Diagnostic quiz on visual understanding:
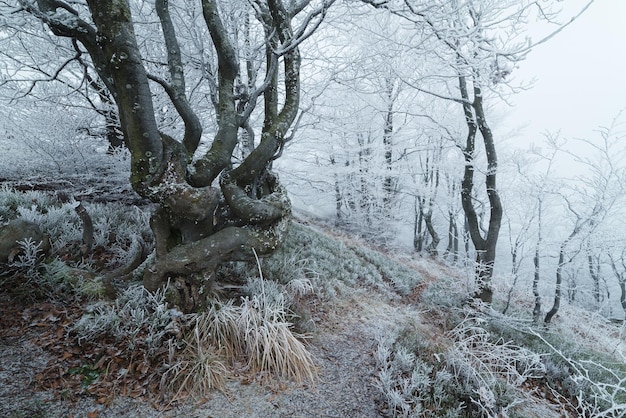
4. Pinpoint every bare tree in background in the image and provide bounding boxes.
[361,0,591,303]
